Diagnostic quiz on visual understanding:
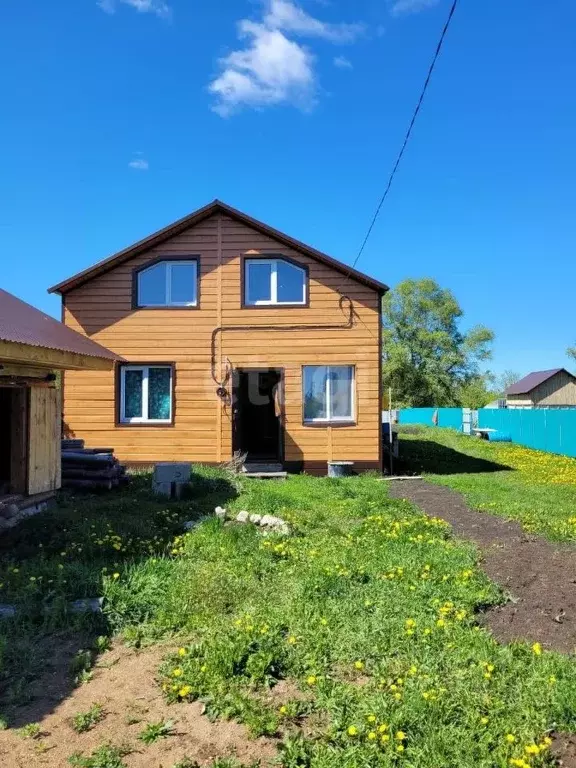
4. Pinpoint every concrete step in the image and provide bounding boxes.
[242,471,288,480]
